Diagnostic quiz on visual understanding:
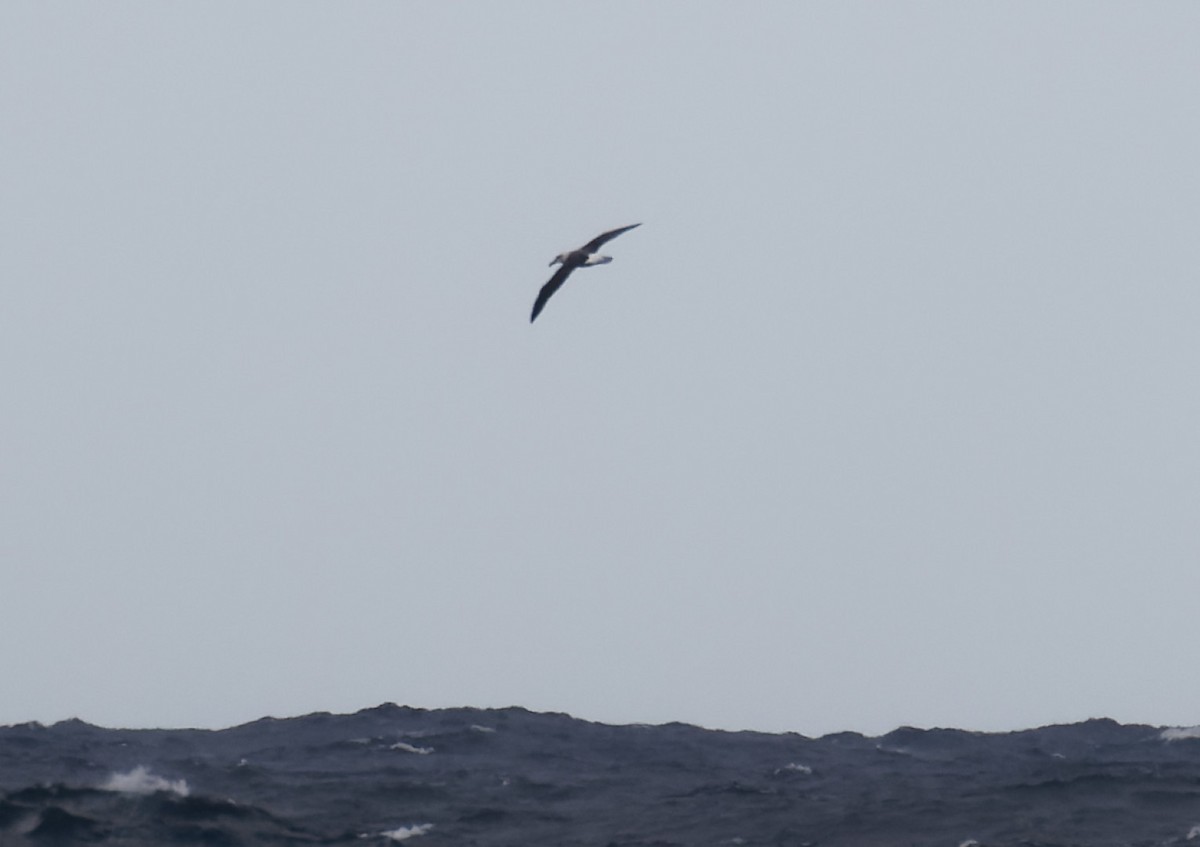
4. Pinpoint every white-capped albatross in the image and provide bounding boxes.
[530,223,641,322]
